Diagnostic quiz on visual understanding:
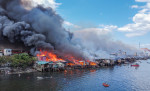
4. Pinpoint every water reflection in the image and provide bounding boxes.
[0,60,150,91]
[90,69,96,73]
